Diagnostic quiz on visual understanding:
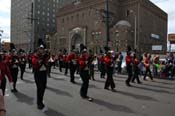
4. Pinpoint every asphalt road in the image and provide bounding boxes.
[4,67,175,116]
